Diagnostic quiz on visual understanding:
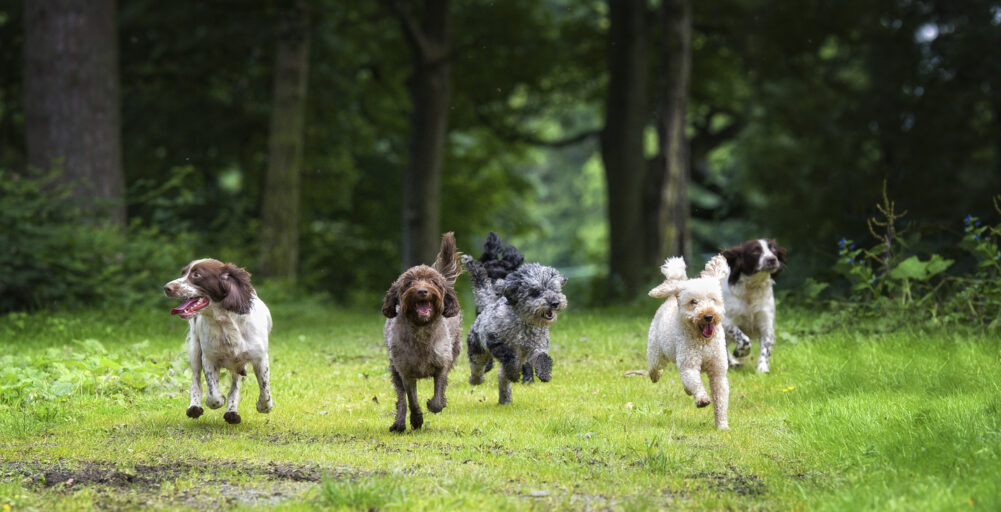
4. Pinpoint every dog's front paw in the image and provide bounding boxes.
[205,395,225,409]
[427,397,444,413]
[469,374,484,385]
[186,406,204,419]
[695,397,711,408]
[410,412,424,430]
[756,361,770,373]
[389,421,406,433]
[460,254,475,266]
[728,359,744,369]
[733,337,752,358]
[223,411,242,424]
[649,369,662,383]
[257,396,274,413]
[530,354,552,383]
